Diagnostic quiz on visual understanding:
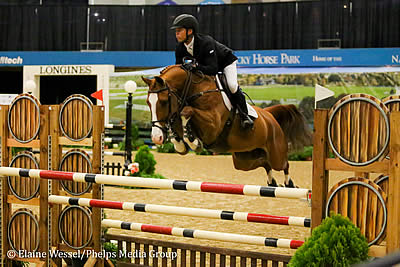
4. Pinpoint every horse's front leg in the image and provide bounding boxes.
[181,107,203,152]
